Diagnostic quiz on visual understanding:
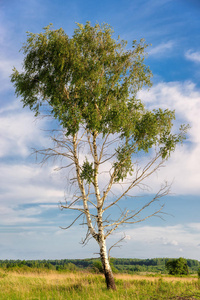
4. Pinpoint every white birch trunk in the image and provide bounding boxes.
[99,233,116,290]
[97,209,116,290]
[92,131,116,290]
